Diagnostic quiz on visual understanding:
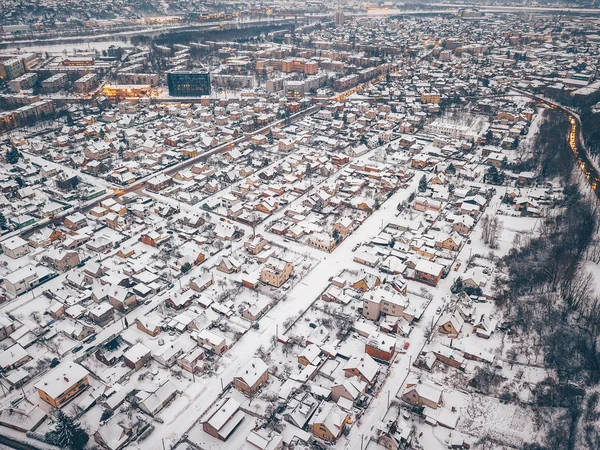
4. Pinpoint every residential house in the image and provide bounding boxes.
[123,343,152,370]
[438,312,464,337]
[414,260,444,286]
[233,358,269,395]
[202,397,245,441]
[401,377,443,409]
[260,257,293,288]
[1,237,30,259]
[366,332,396,362]
[197,329,228,355]
[308,401,348,443]
[343,353,379,385]
[34,363,89,407]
